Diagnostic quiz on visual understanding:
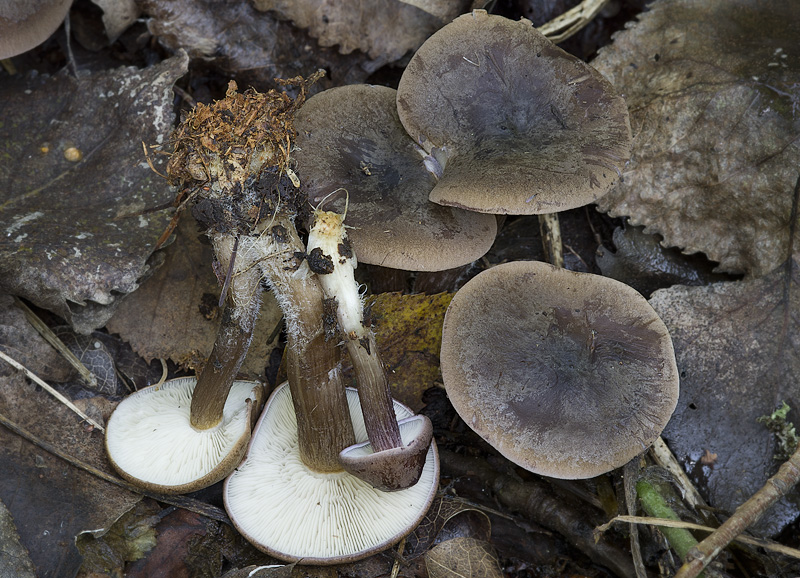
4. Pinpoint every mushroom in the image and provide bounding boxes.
[106,78,318,492]
[440,260,679,479]
[224,214,439,562]
[143,77,438,559]
[396,10,632,216]
[1,0,73,59]
[293,83,497,272]
[105,234,266,493]
[306,207,433,491]
[105,378,263,492]
[224,382,439,564]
